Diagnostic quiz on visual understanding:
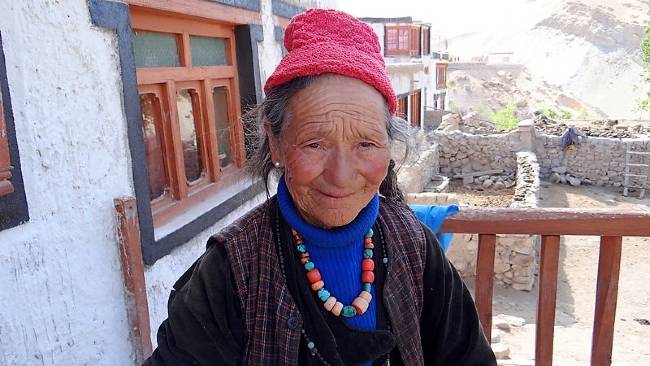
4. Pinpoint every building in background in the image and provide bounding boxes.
[360,16,449,129]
